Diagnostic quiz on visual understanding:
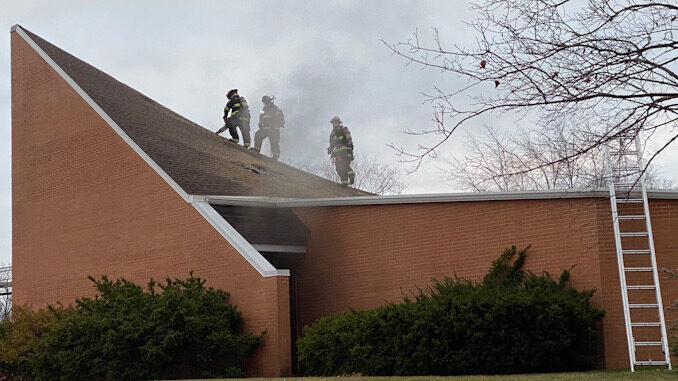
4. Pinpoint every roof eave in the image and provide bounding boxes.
[199,188,678,208]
